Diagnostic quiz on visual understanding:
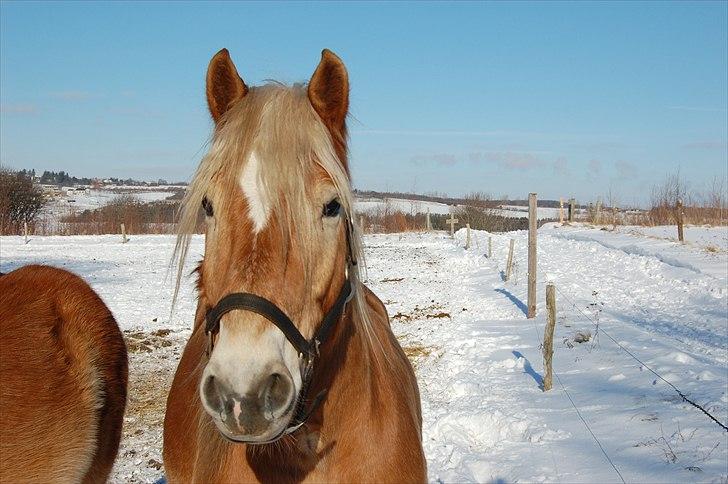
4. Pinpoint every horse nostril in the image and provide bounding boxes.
[203,375,223,414]
[261,372,294,419]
